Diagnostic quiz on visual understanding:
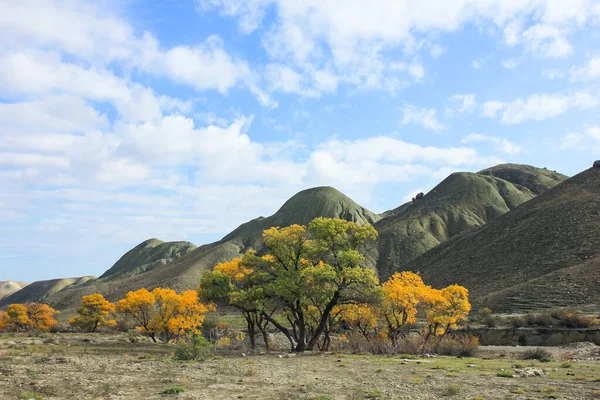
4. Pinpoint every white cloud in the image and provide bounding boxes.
[570,56,600,82]
[448,94,476,113]
[461,133,522,155]
[501,59,519,70]
[521,24,573,59]
[401,106,445,131]
[541,69,564,80]
[472,59,483,69]
[482,92,598,124]
[556,127,600,151]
